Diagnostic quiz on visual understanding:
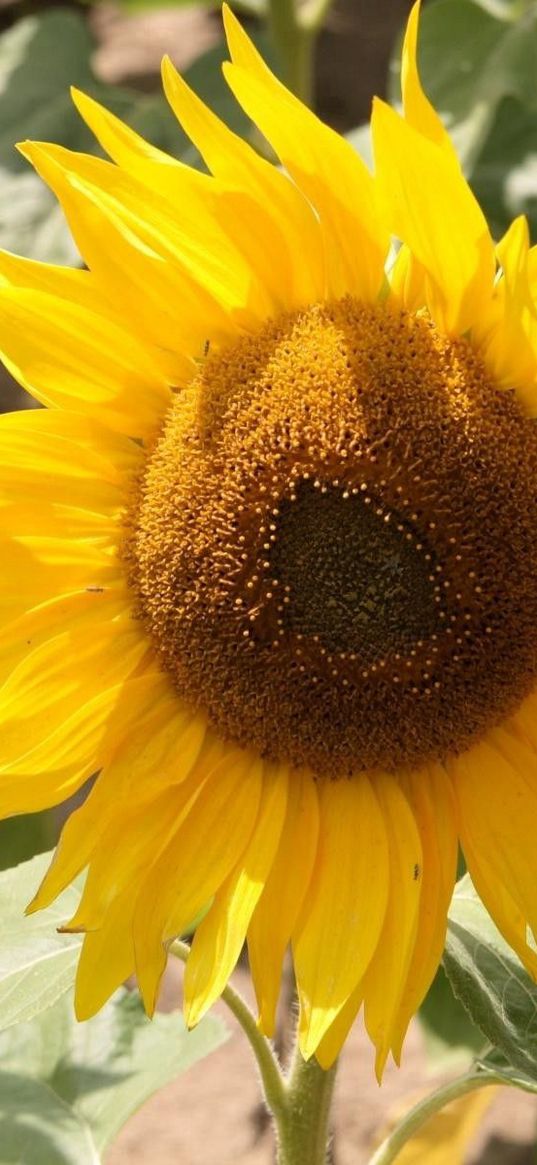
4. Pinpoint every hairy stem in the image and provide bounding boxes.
[170,939,287,1121]
[170,940,338,1162]
[277,1045,338,1165]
